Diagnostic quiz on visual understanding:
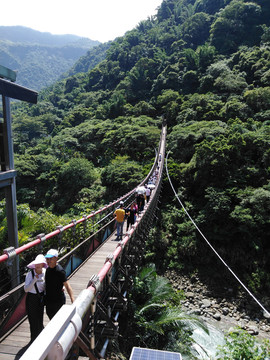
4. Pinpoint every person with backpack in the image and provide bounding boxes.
[24,254,47,343]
